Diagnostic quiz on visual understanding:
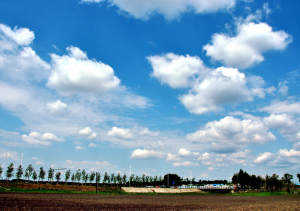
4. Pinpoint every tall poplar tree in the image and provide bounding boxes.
[16,165,23,182]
